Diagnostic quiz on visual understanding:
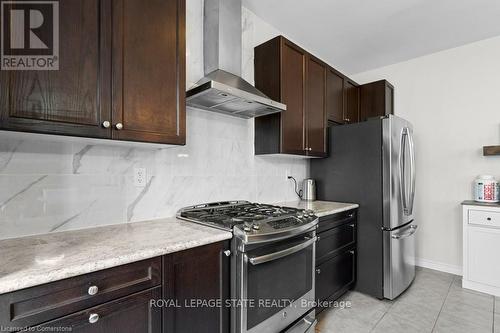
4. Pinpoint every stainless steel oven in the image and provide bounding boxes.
[232,228,317,333]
